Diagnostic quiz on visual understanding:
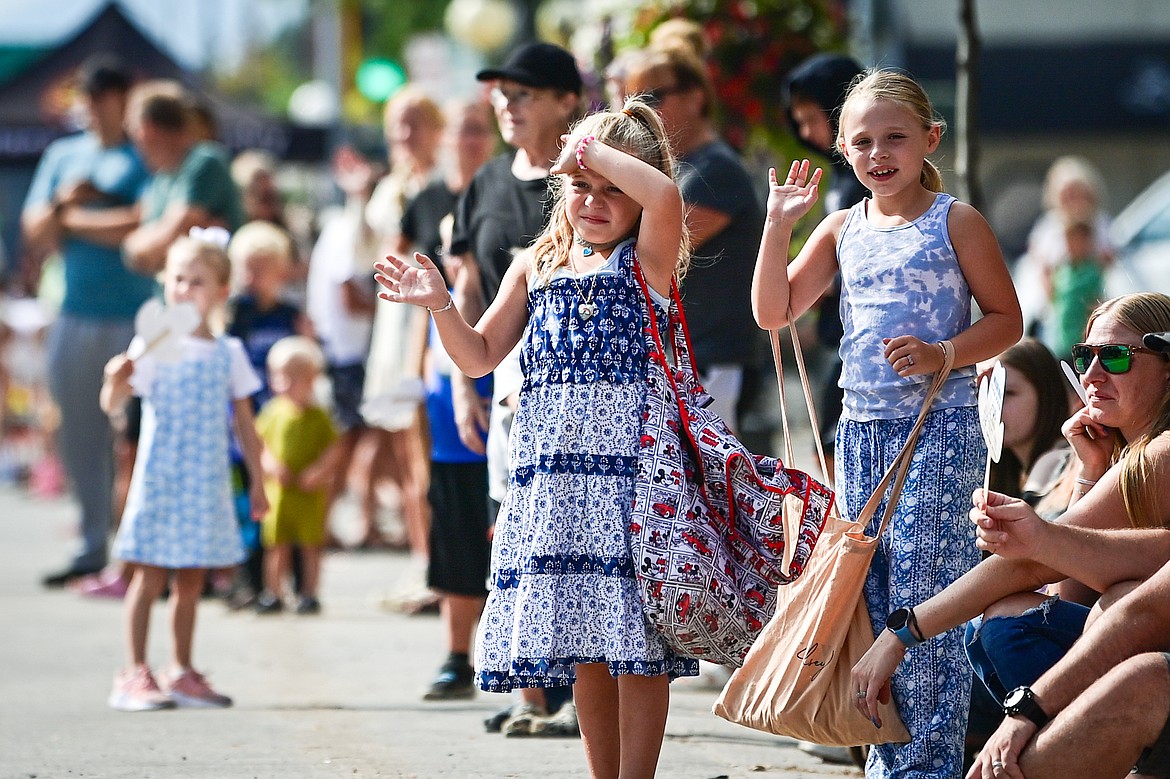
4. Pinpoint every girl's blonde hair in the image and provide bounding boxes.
[531,98,690,286]
[168,234,232,285]
[1084,292,1170,528]
[837,69,946,193]
[167,233,233,332]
